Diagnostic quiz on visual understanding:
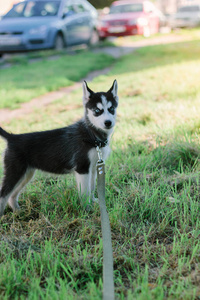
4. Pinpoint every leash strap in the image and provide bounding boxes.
[96,148,115,300]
